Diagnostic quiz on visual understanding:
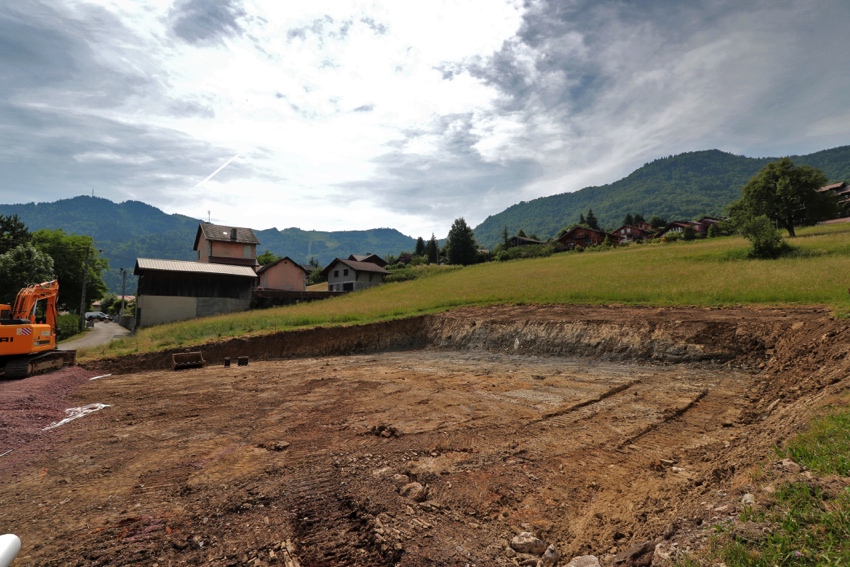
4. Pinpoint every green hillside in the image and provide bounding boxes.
[473,146,850,247]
